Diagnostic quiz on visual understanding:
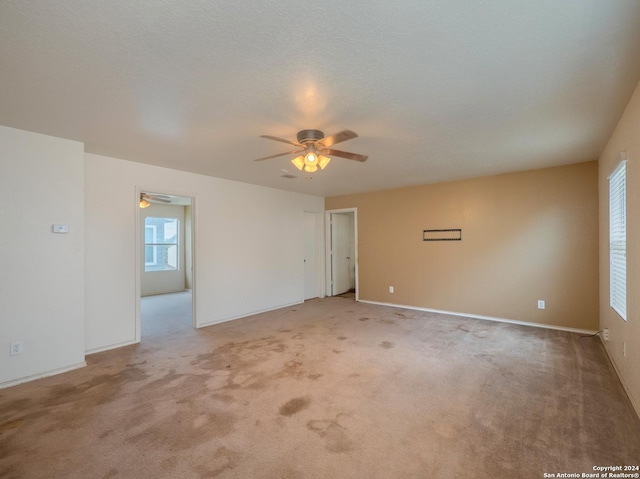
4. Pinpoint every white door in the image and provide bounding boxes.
[331,213,351,295]
[304,212,317,300]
